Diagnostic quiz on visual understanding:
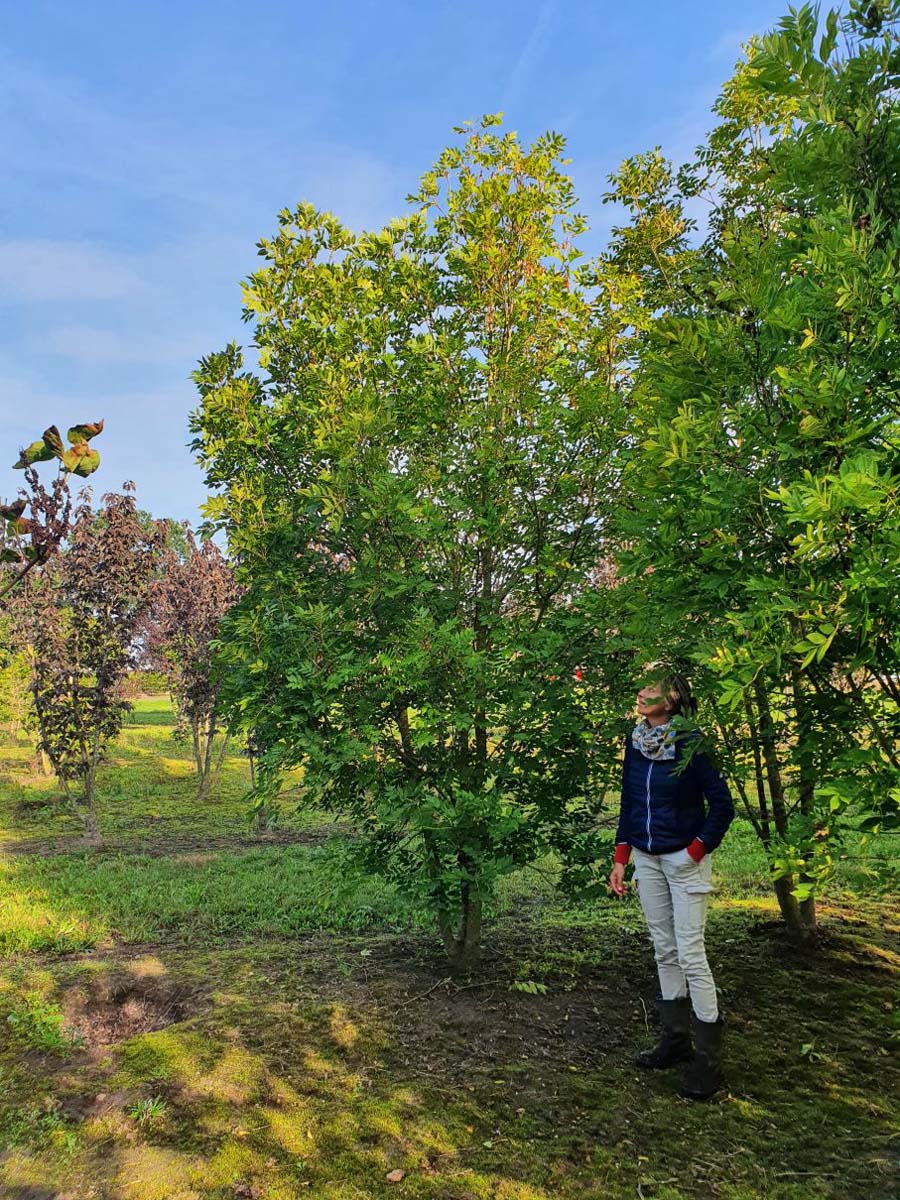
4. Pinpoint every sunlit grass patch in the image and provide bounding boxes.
[0,882,98,954]
[4,990,84,1055]
[0,742,35,765]
[0,843,425,955]
[0,694,314,848]
[114,1144,204,1200]
[117,1033,179,1085]
[717,895,782,912]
